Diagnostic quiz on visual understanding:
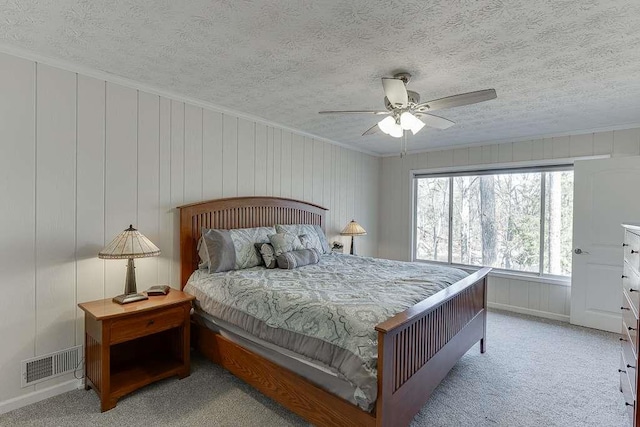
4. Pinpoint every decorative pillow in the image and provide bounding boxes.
[254,243,277,269]
[299,234,314,249]
[276,248,321,269]
[268,232,304,257]
[229,226,275,269]
[198,229,236,273]
[275,224,329,254]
